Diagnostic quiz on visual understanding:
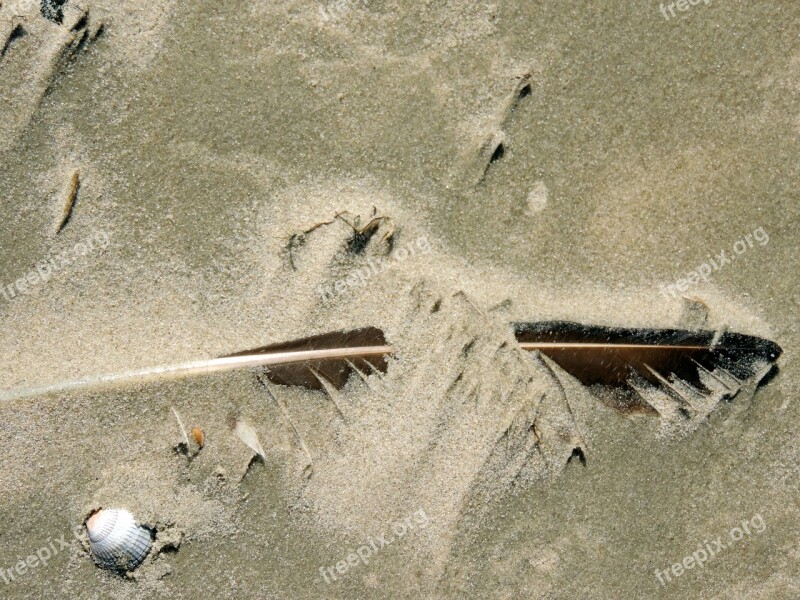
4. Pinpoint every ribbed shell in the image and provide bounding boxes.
[86,509,152,571]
